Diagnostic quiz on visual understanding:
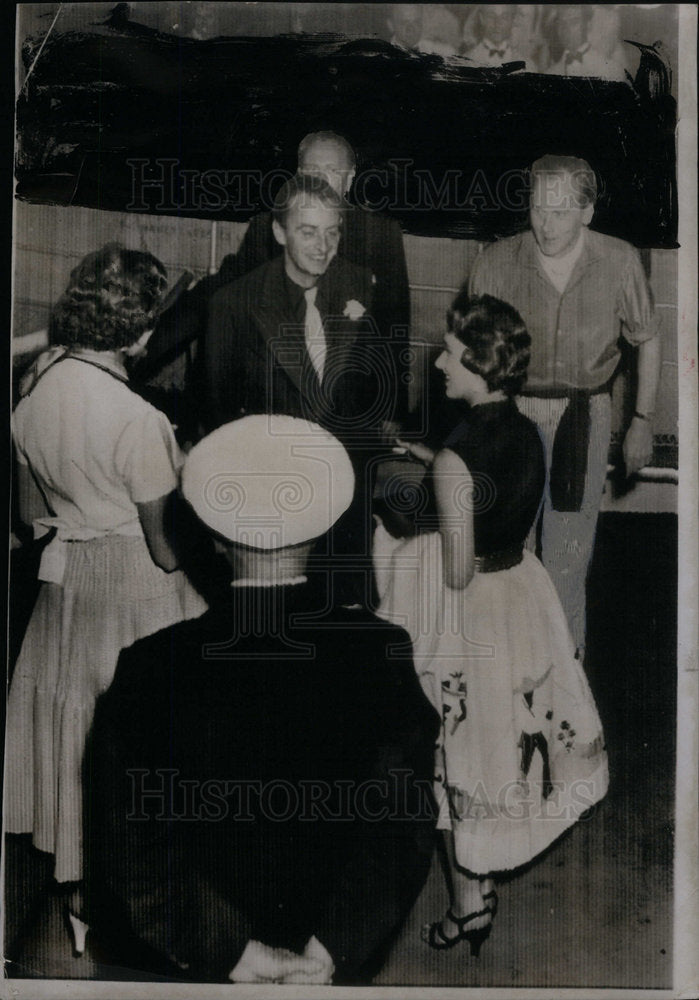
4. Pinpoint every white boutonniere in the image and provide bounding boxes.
[343,299,366,320]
